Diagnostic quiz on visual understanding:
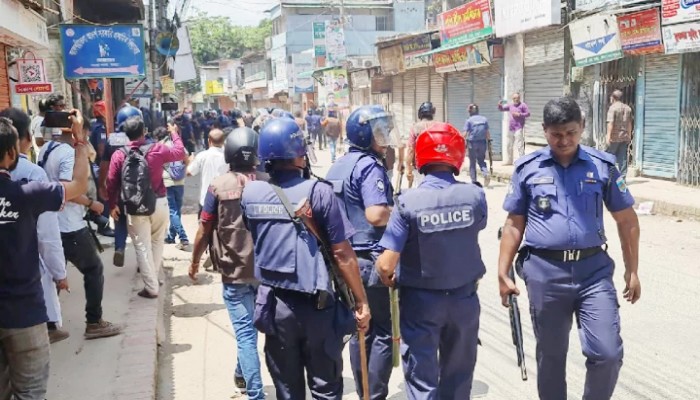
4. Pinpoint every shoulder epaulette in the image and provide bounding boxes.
[581,145,616,165]
[513,150,542,171]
